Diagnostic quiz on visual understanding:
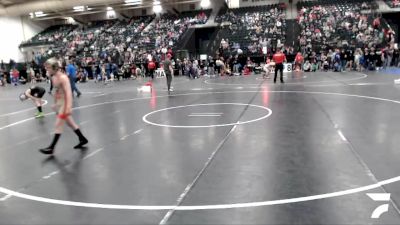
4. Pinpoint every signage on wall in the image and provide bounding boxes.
[283,63,292,73]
